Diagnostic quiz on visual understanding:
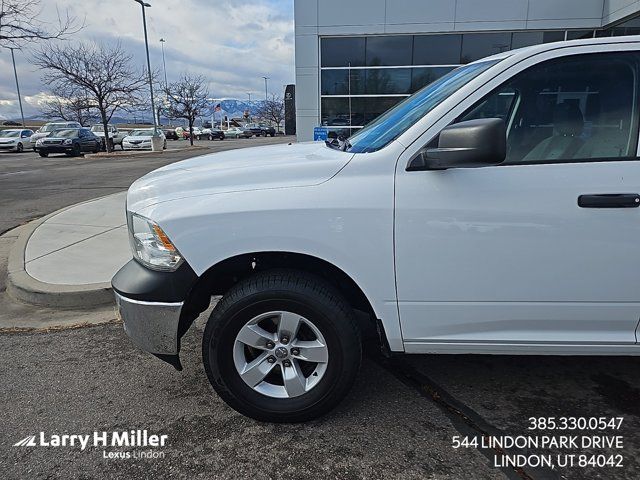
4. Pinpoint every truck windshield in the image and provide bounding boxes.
[346,60,500,153]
